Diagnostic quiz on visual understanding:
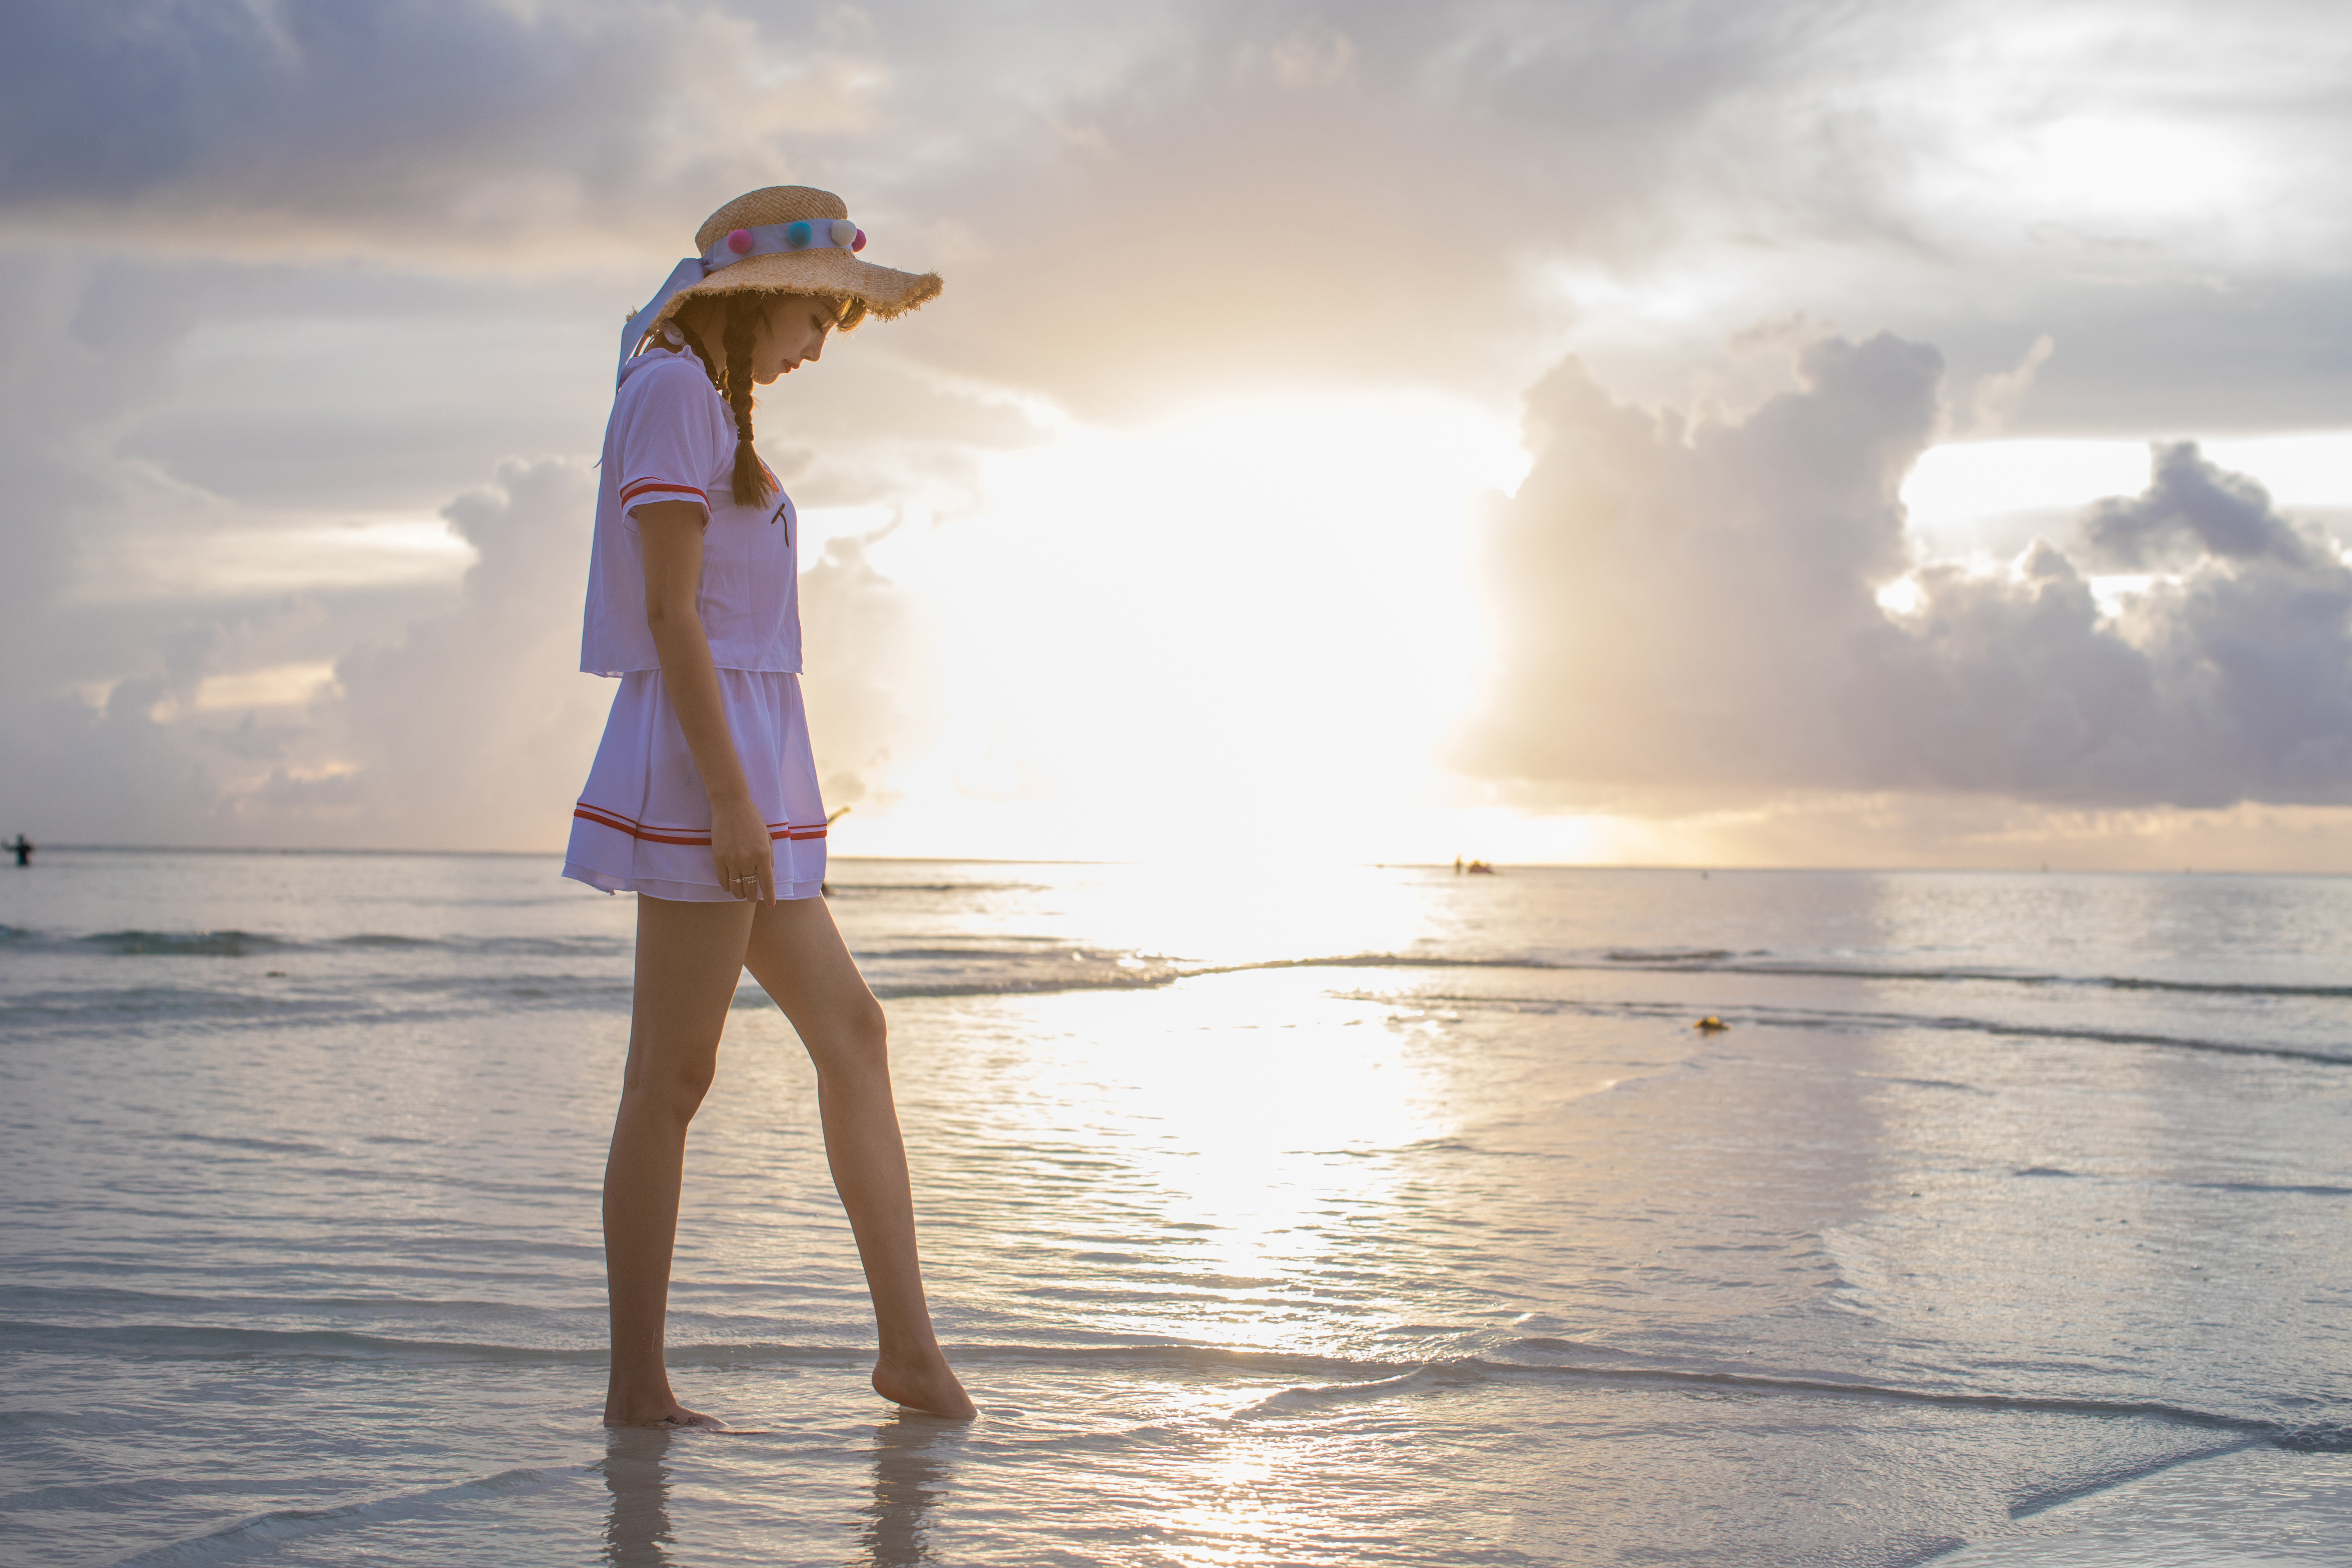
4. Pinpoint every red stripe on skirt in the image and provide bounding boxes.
[574,804,825,846]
